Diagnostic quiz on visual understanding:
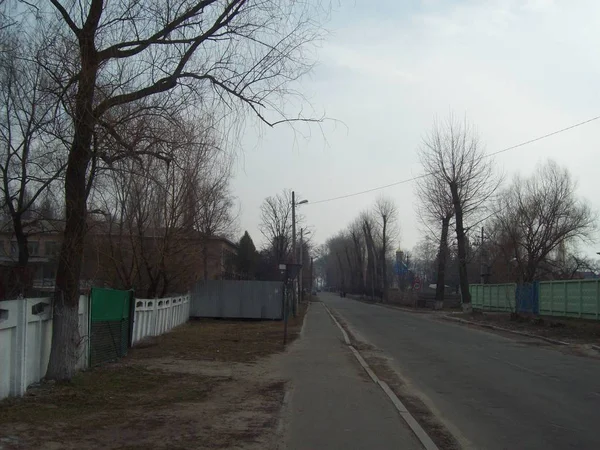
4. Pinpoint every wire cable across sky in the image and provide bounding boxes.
[308,114,600,205]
